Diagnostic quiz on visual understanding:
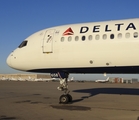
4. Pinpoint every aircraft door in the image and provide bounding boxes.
[43,29,55,53]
